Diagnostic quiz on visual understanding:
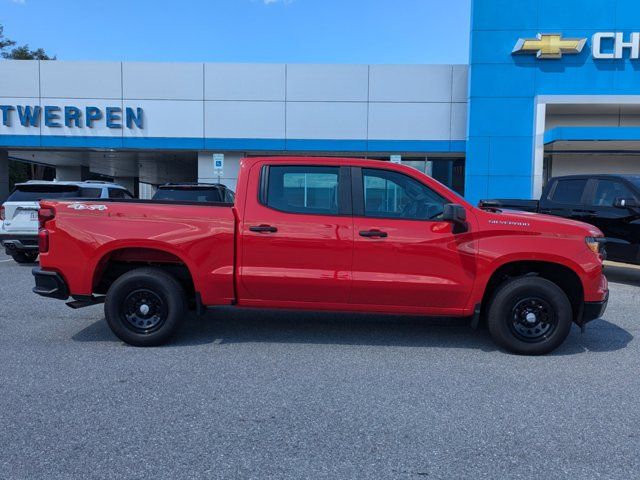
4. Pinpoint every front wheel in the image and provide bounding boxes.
[104,267,187,346]
[487,276,573,355]
[11,251,39,264]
